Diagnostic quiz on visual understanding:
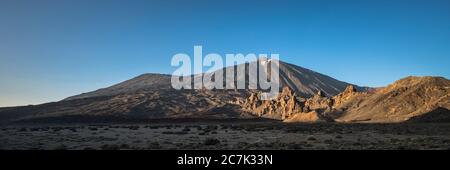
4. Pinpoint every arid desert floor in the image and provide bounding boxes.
[1,121,450,150]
